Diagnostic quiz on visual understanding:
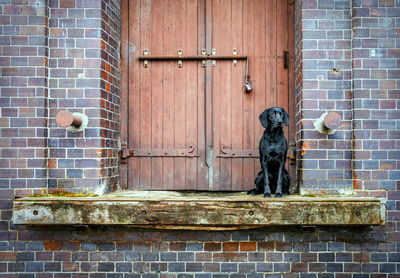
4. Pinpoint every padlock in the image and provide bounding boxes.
[244,81,253,93]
